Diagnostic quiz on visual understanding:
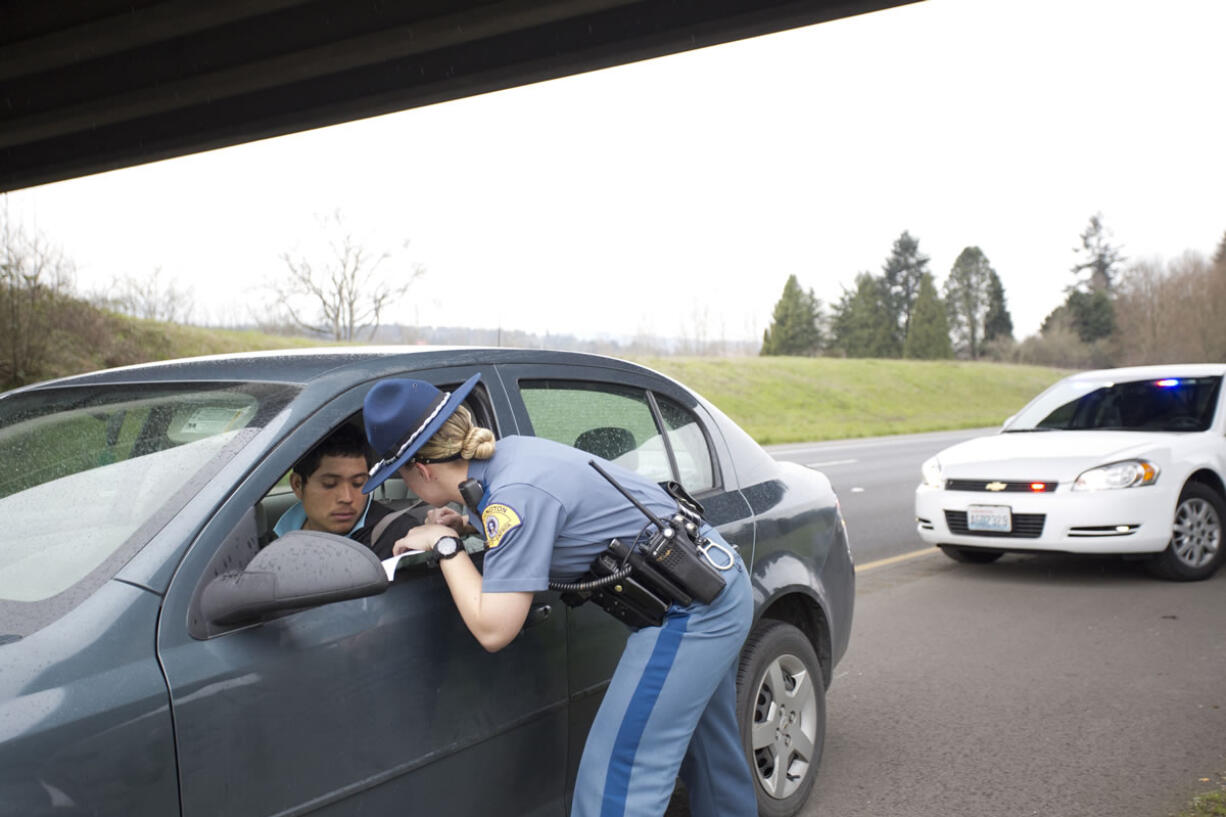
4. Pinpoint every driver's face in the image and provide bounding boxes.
[292,454,370,534]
